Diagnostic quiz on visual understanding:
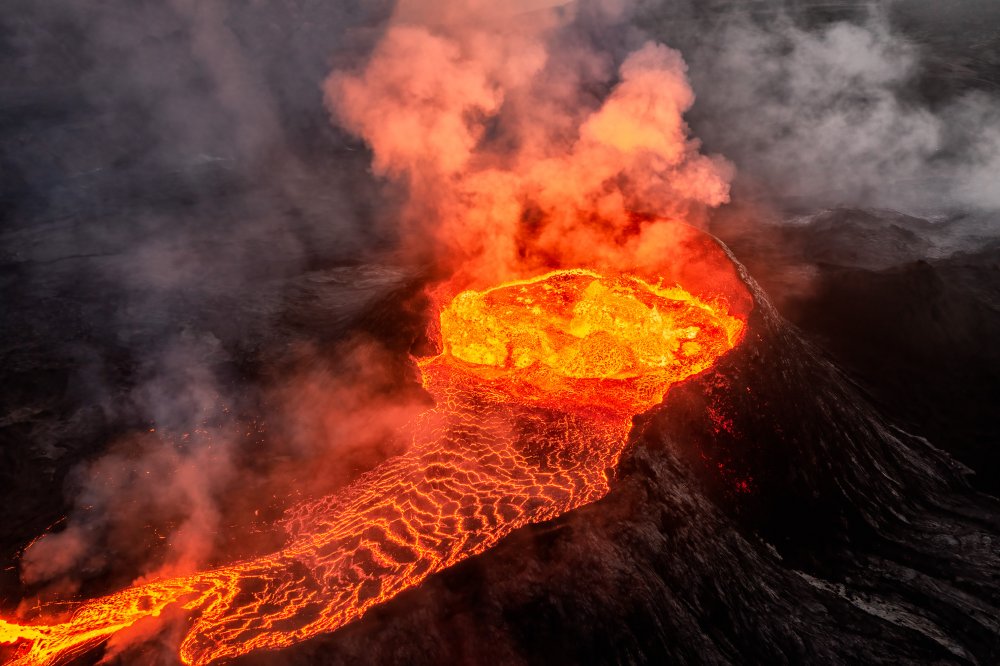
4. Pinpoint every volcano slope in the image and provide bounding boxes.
[2,229,999,666]
[715,207,1000,498]
[220,238,999,666]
